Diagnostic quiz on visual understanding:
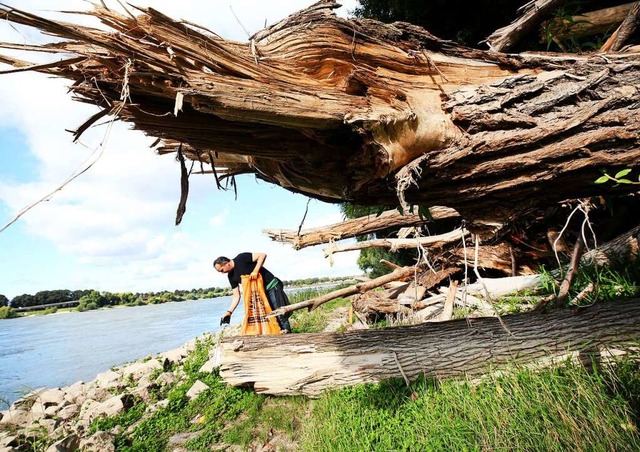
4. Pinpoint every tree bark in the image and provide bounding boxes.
[1,1,639,224]
[220,298,640,396]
